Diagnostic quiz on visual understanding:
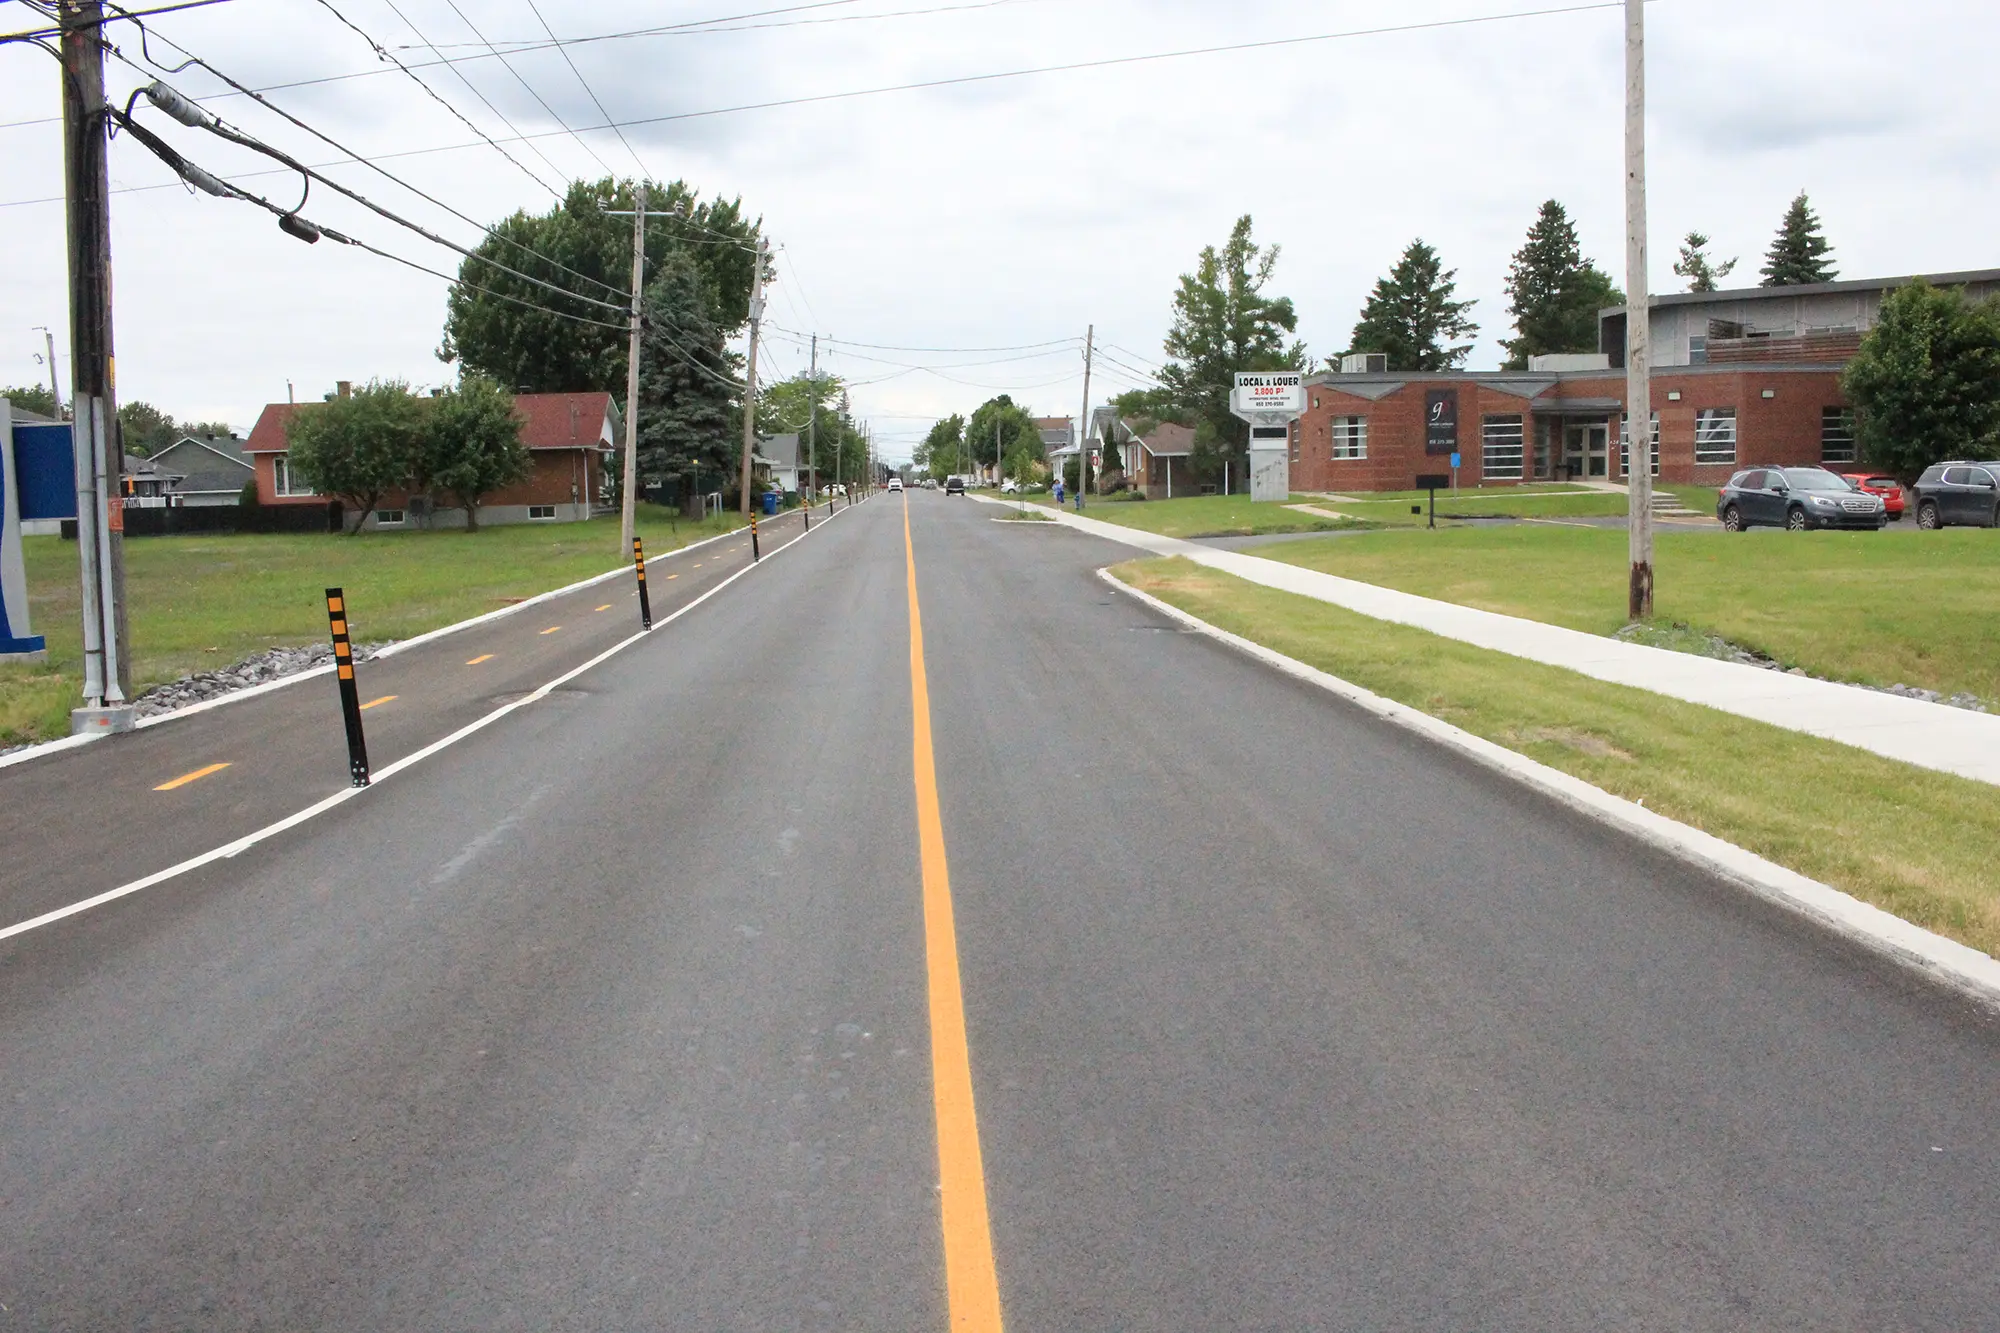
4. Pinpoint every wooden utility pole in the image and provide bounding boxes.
[737,238,767,515]
[807,333,818,501]
[1074,325,1093,509]
[1624,0,1654,619]
[618,193,645,550]
[62,0,131,723]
